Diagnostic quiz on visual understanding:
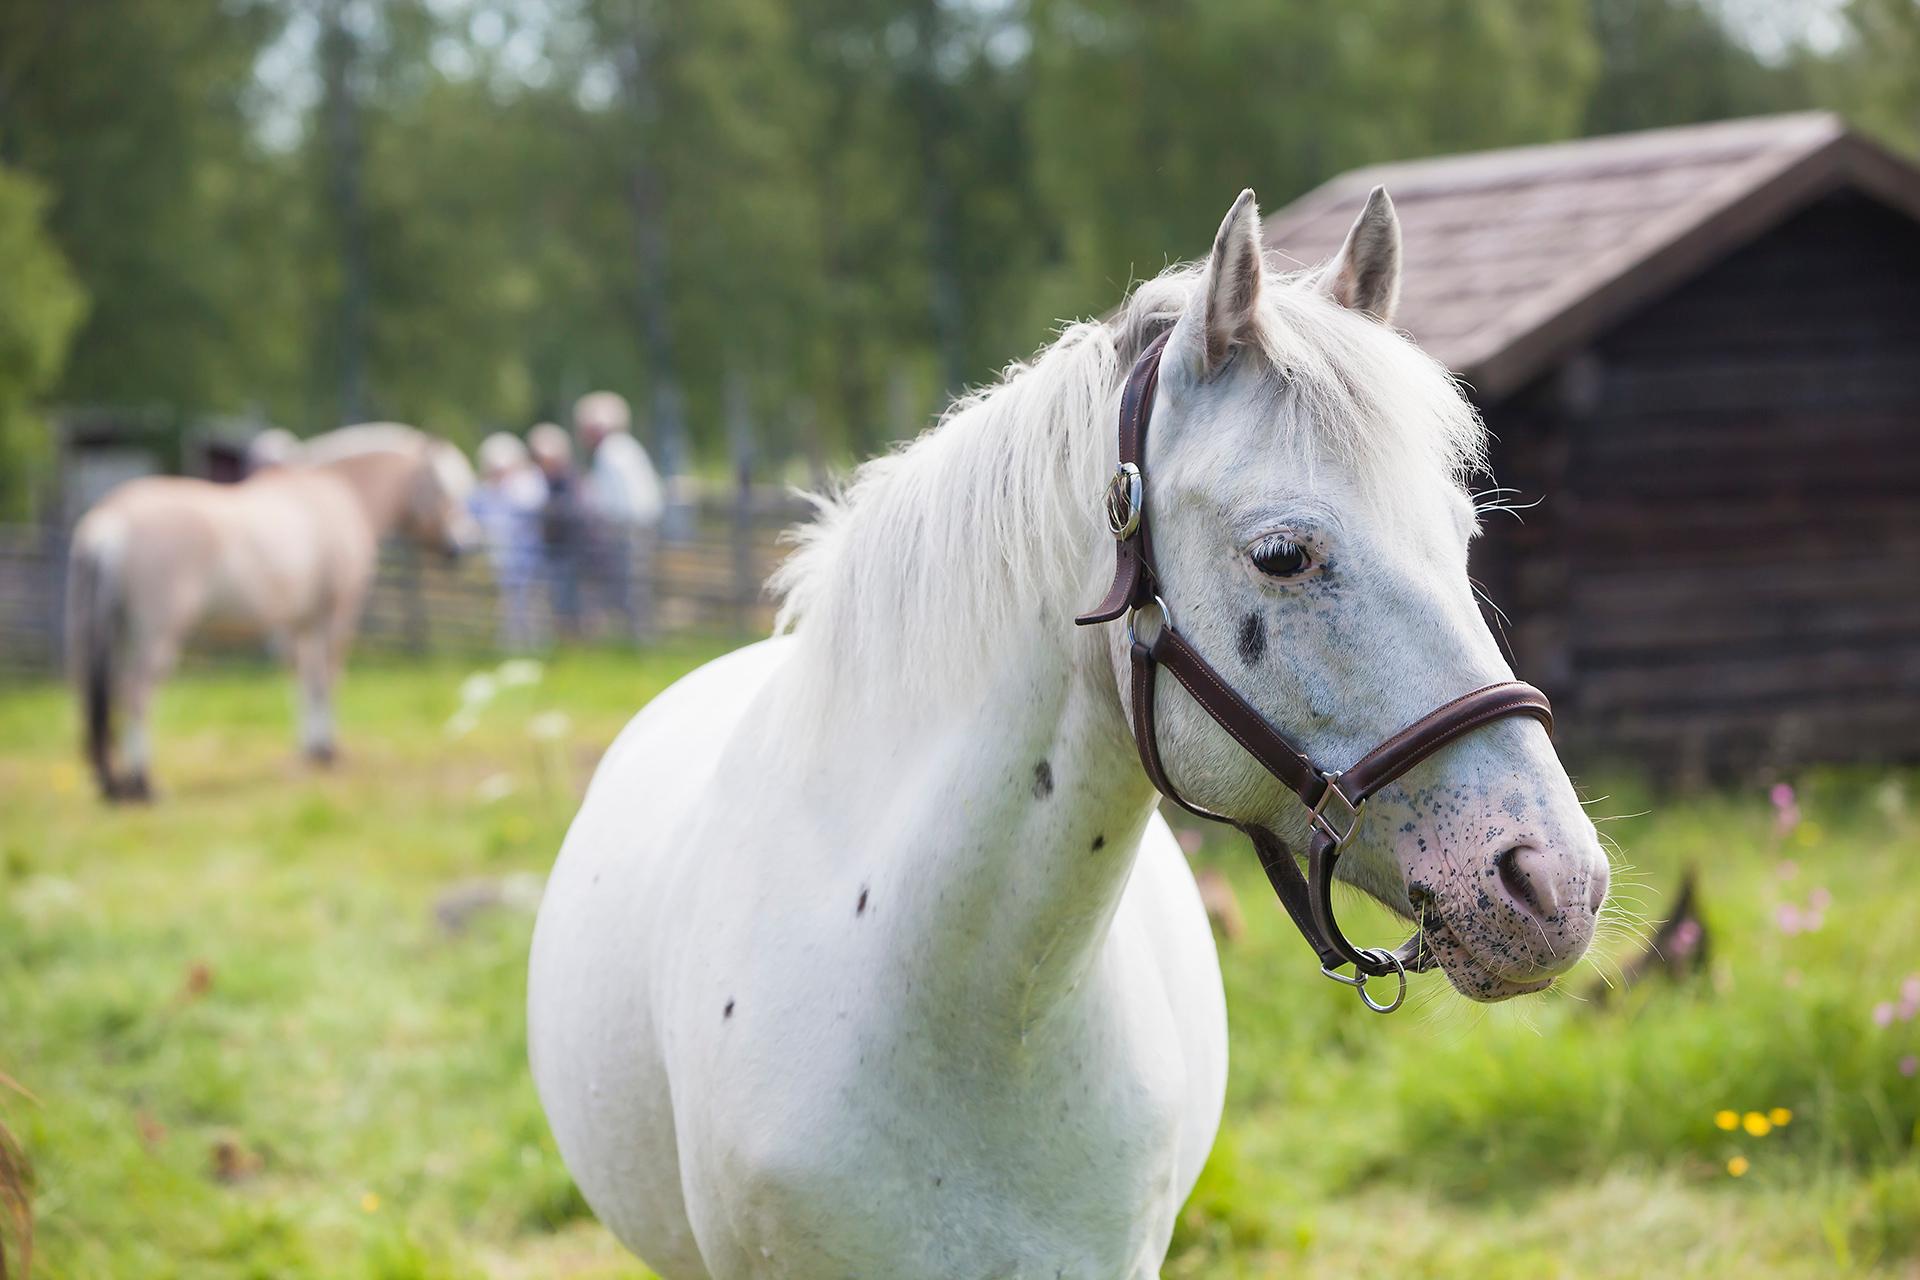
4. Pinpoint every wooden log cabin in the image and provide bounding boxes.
[1261,113,1920,777]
